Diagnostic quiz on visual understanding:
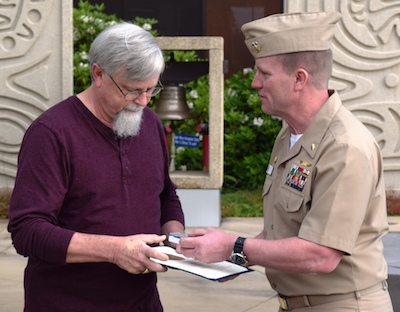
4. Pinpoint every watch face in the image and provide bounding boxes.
[231,253,247,265]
